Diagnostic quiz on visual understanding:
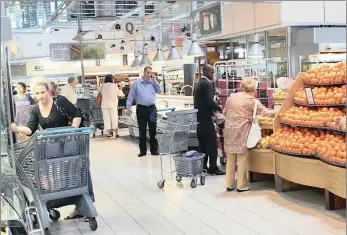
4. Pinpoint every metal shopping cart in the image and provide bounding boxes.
[156,109,206,189]
[11,126,98,234]
[90,98,105,138]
